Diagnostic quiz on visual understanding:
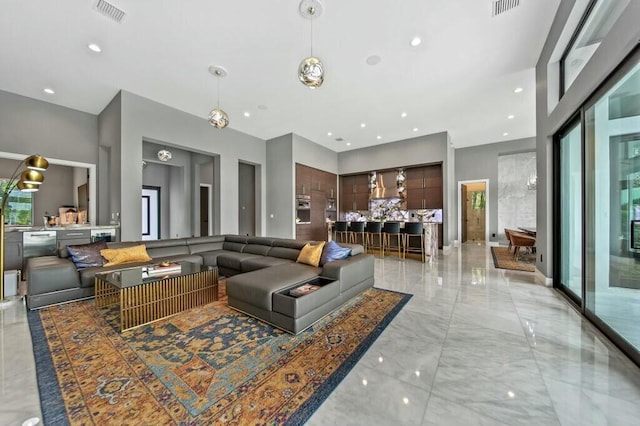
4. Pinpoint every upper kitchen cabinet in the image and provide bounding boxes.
[296,163,312,196]
[339,173,370,212]
[405,164,443,209]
